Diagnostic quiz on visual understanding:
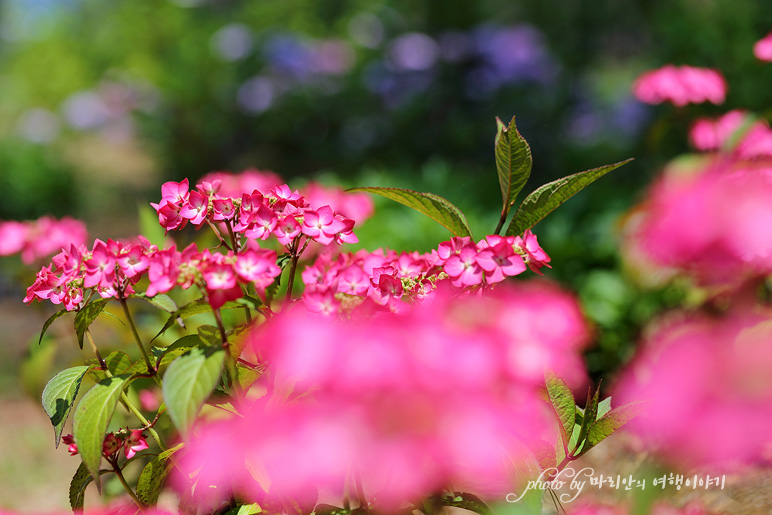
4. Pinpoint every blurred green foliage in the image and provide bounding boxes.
[2,0,772,380]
